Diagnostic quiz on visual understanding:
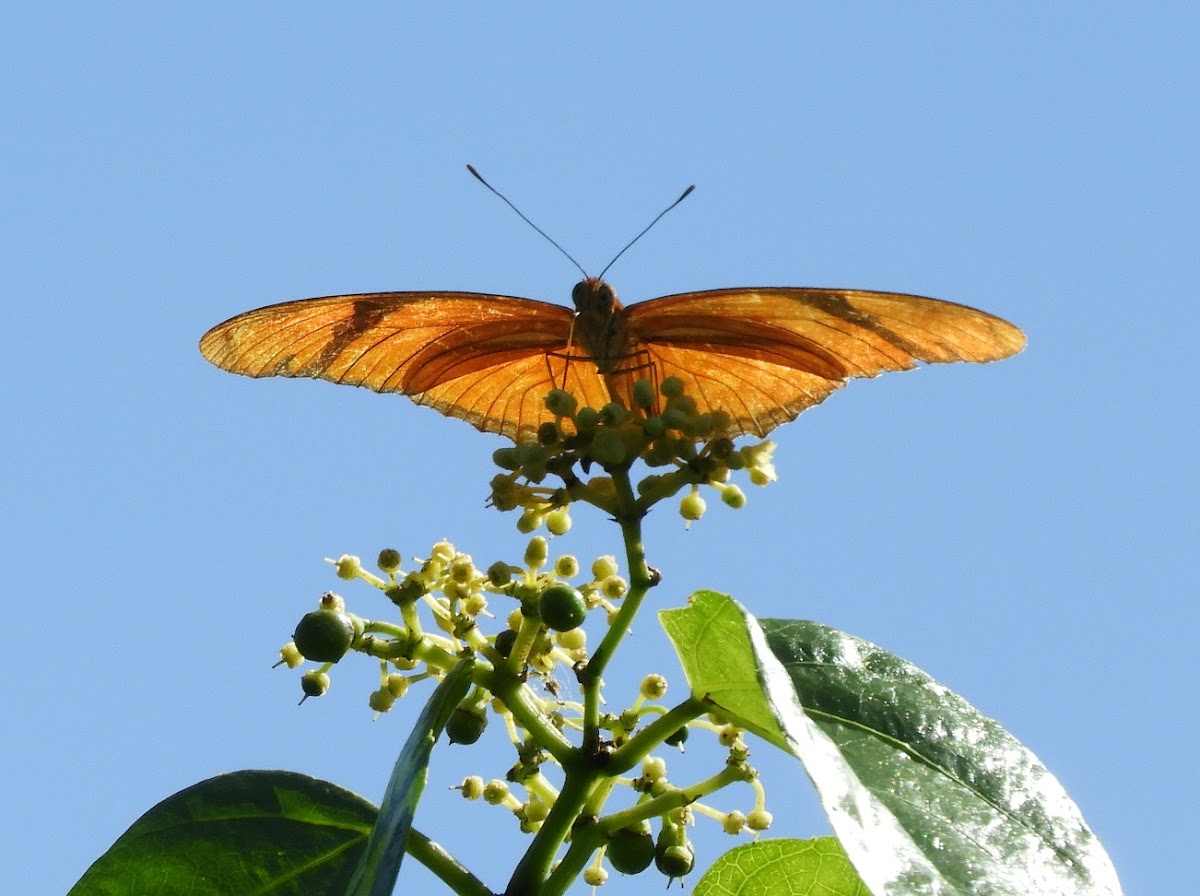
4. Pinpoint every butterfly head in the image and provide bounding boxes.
[571,277,623,317]
[570,278,630,370]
